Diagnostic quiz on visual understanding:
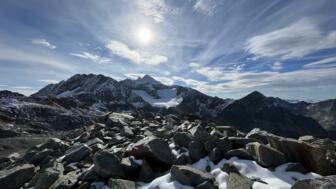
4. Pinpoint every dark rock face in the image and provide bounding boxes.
[170,165,215,187]
[93,150,125,178]
[216,91,329,138]
[291,175,336,189]
[246,142,287,167]
[0,164,35,189]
